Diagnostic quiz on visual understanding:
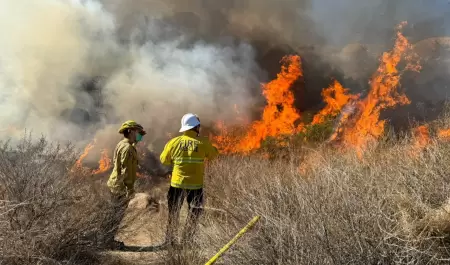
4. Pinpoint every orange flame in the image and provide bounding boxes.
[412,125,430,151]
[213,23,422,156]
[92,149,112,175]
[437,128,450,140]
[74,141,95,169]
[335,22,420,155]
[215,55,303,153]
[238,55,303,152]
[73,140,112,175]
[212,120,242,154]
[312,80,358,125]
